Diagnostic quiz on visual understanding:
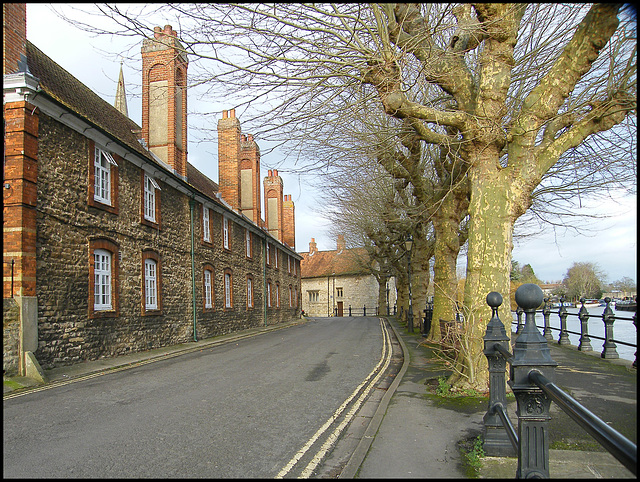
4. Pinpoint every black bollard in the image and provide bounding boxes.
[511,283,557,479]
[578,298,592,352]
[482,291,516,456]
